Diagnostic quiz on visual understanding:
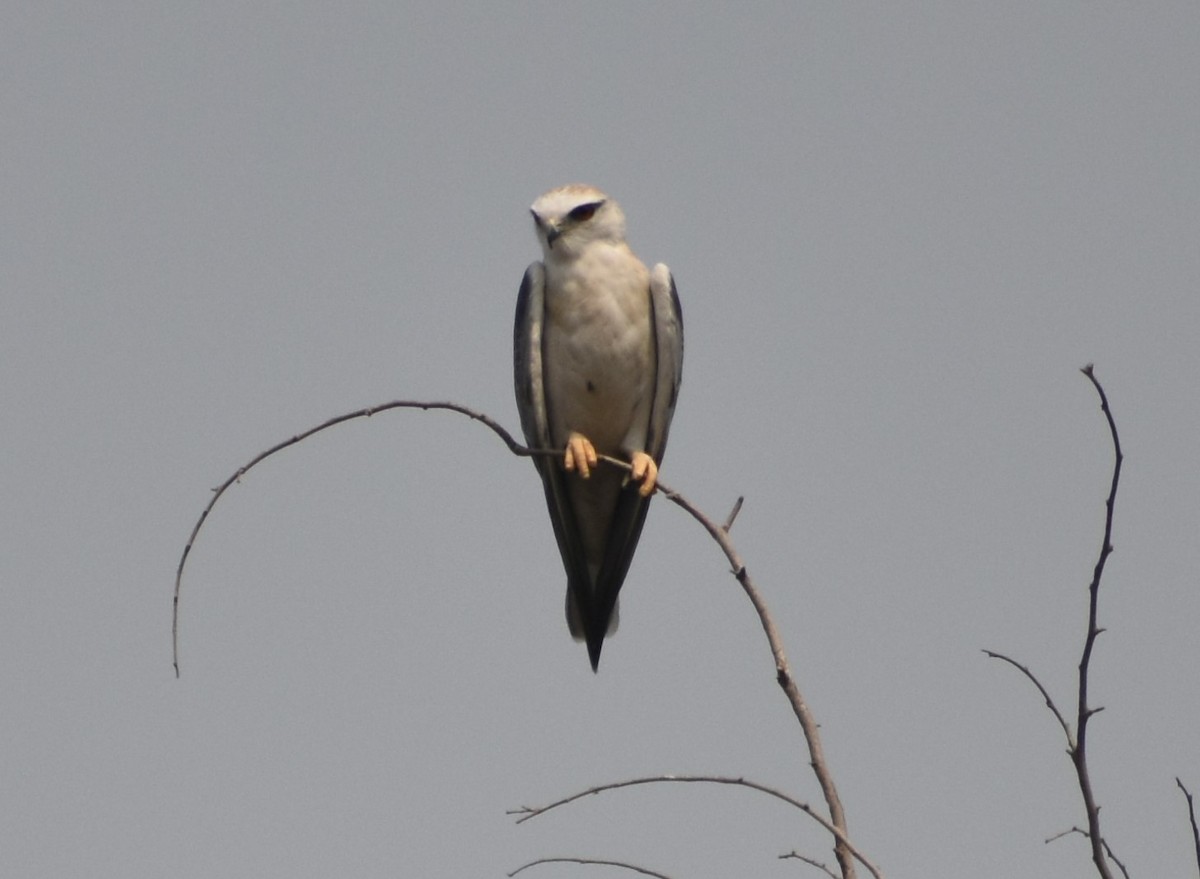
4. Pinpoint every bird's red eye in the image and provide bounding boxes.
[568,202,600,223]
